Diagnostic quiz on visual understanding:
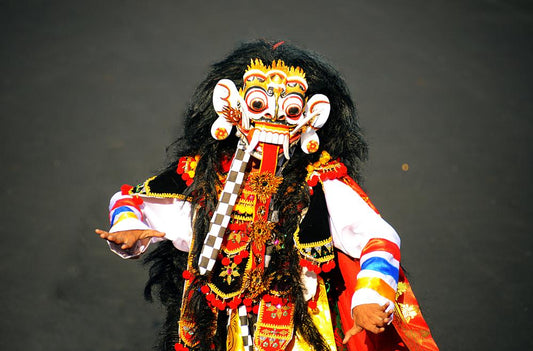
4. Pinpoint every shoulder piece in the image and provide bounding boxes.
[176,155,200,187]
[305,151,347,188]
[129,169,191,201]
[128,155,199,200]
